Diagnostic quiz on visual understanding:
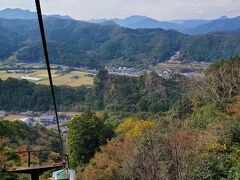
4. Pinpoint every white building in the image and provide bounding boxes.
[21,76,42,81]
[0,110,7,118]
[19,117,33,126]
